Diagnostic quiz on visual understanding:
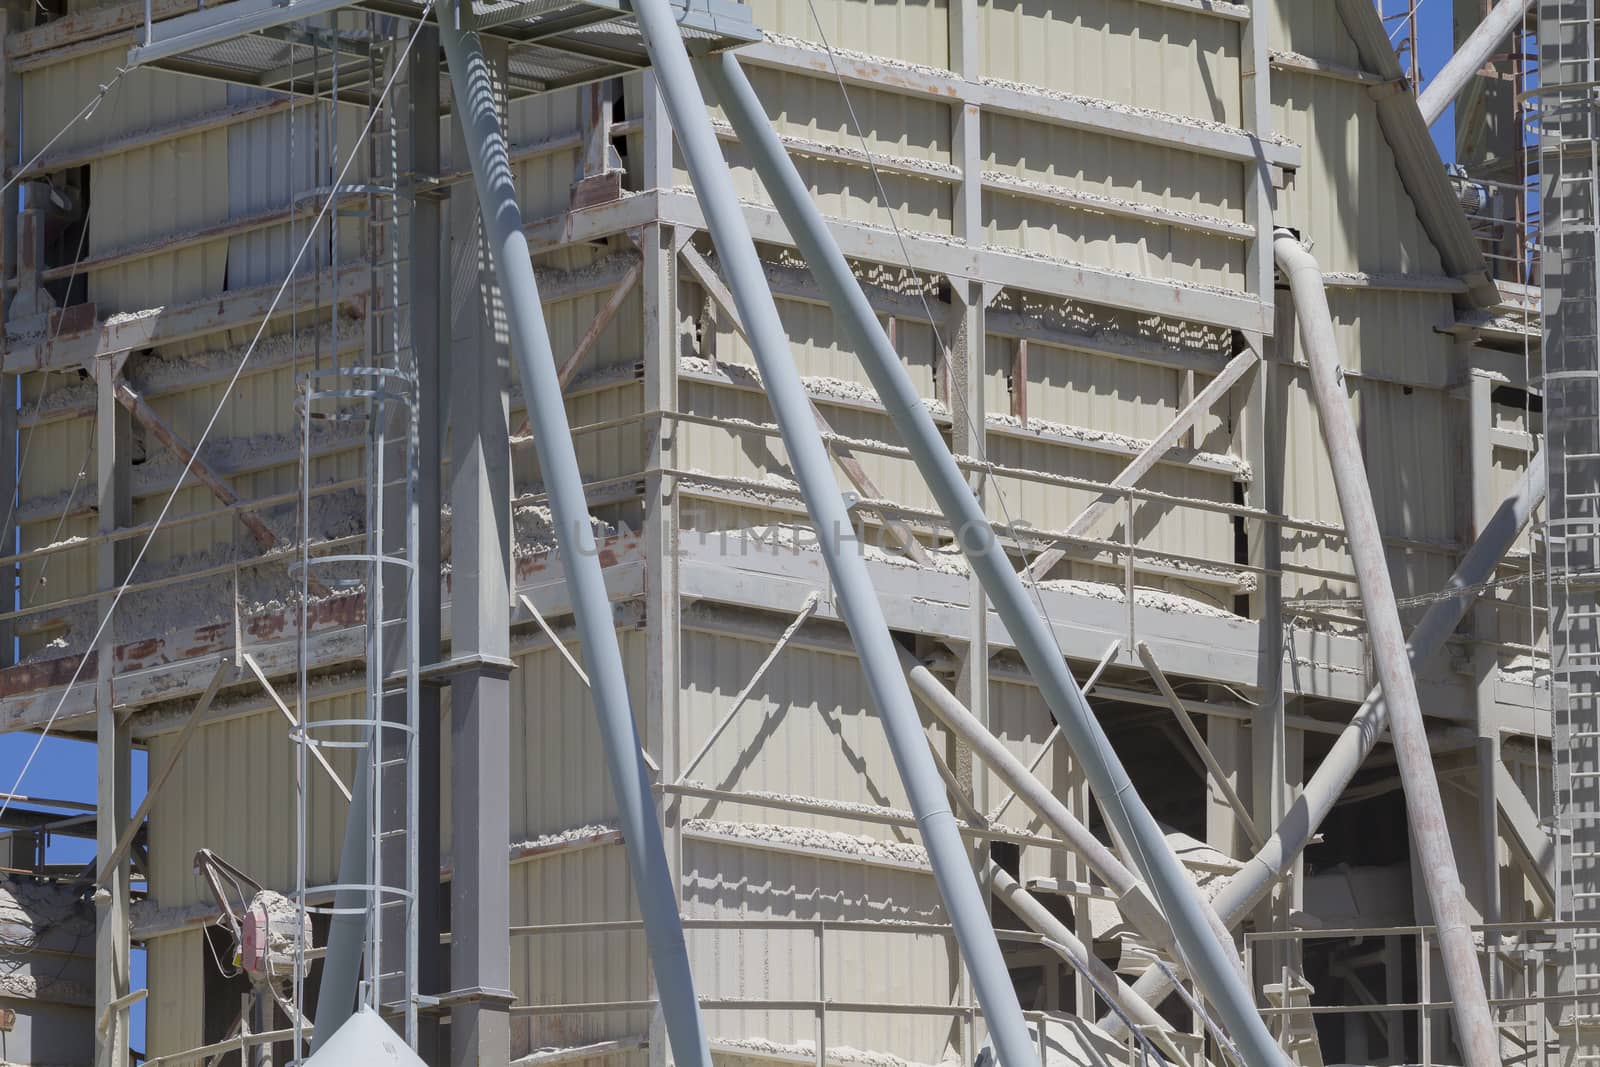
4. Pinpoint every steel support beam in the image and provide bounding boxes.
[633,14,1036,1065]
[1414,0,1533,125]
[408,29,446,1063]
[94,355,133,1067]
[1274,230,1496,1067]
[987,863,1179,1055]
[442,26,515,1066]
[437,9,710,1067]
[701,51,1286,1067]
